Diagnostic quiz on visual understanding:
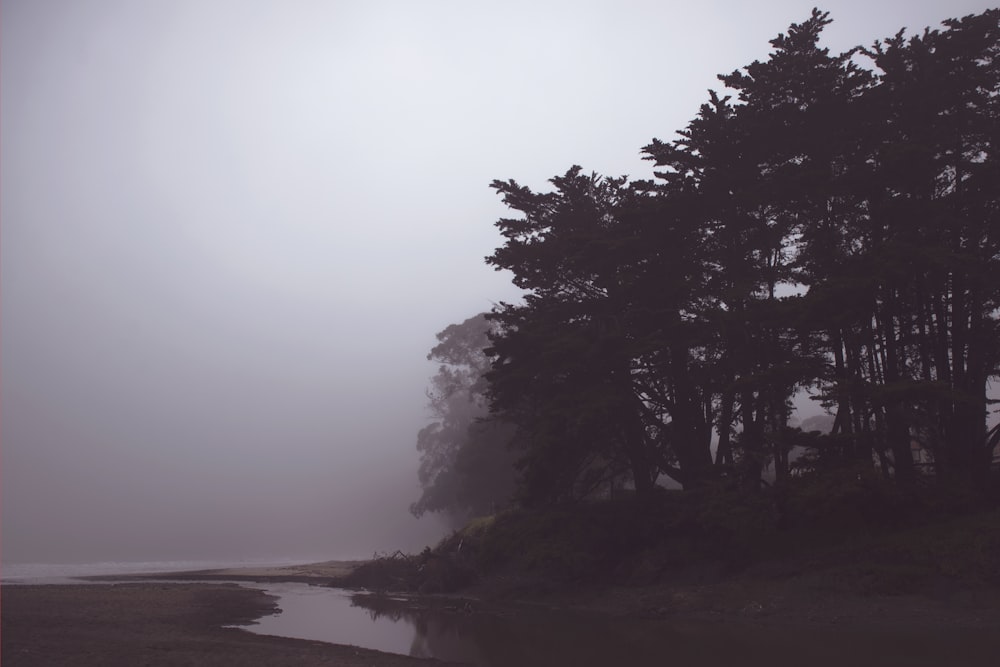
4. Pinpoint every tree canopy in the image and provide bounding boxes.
[416,8,1000,514]
[411,314,518,522]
